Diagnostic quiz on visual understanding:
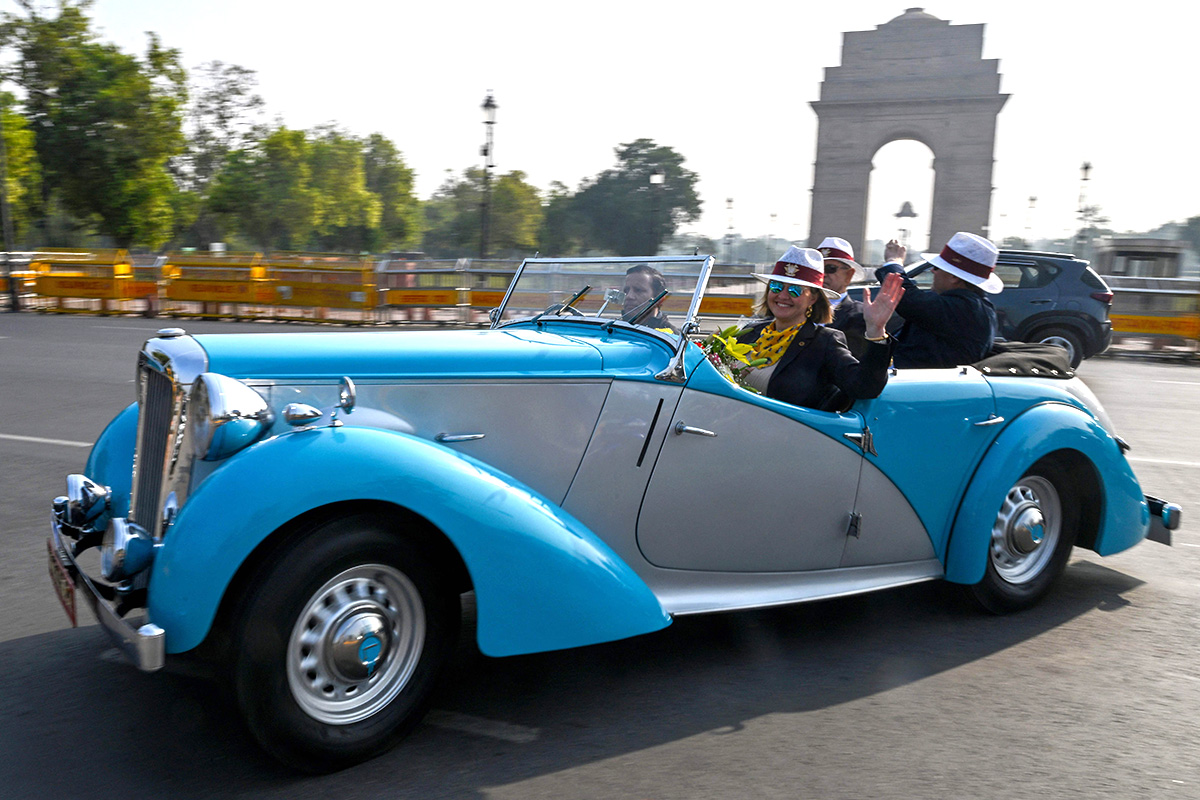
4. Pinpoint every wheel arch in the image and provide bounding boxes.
[944,402,1148,585]
[149,426,670,659]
